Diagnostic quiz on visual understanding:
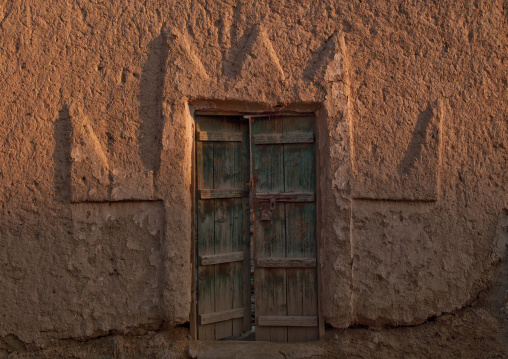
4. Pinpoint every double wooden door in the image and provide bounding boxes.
[196,114,319,342]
